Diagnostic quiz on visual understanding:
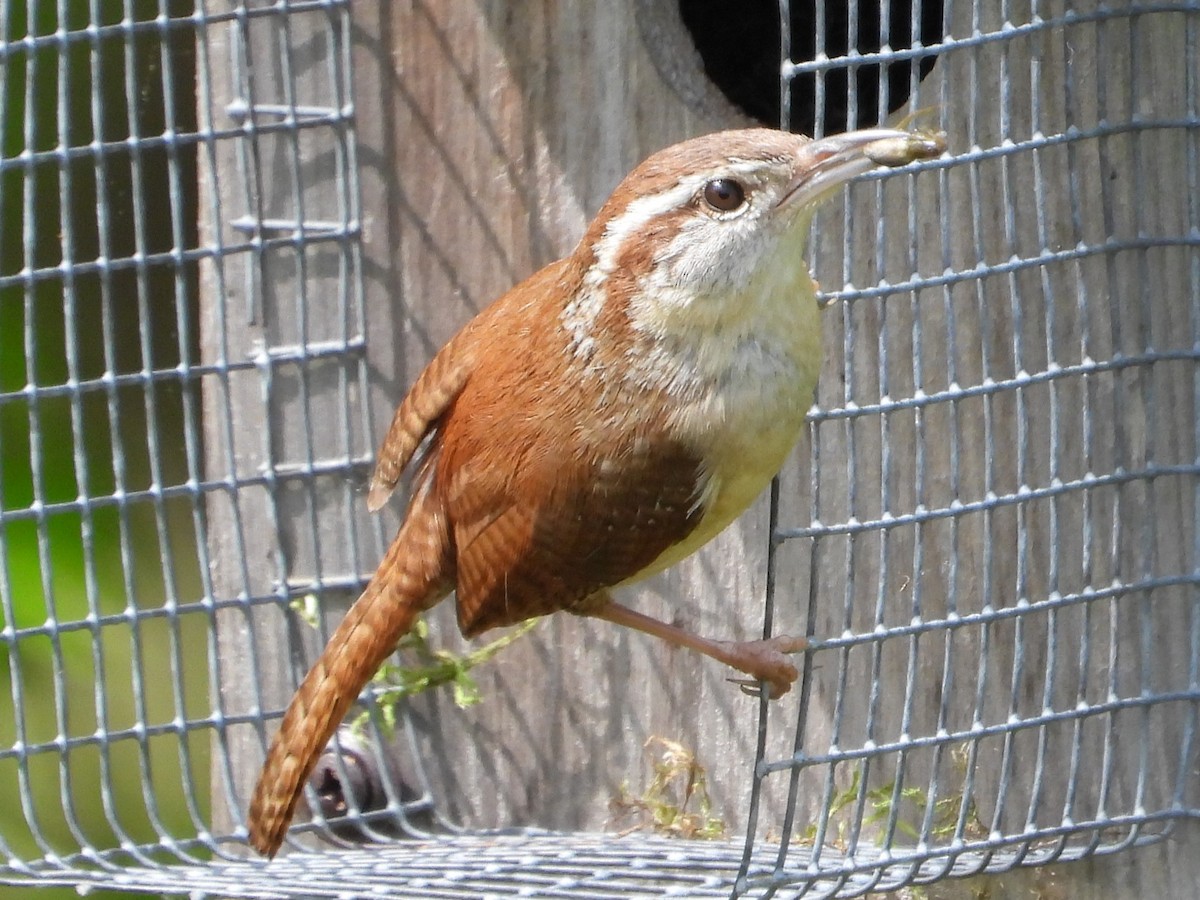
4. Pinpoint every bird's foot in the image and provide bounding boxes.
[720,634,807,699]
